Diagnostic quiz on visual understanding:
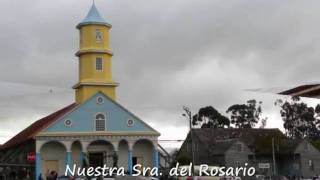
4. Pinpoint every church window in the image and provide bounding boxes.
[96,96,104,104]
[96,57,103,71]
[309,160,314,170]
[127,119,134,127]
[64,119,72,127]
[95,29,102,42]
[95,113,106,131]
